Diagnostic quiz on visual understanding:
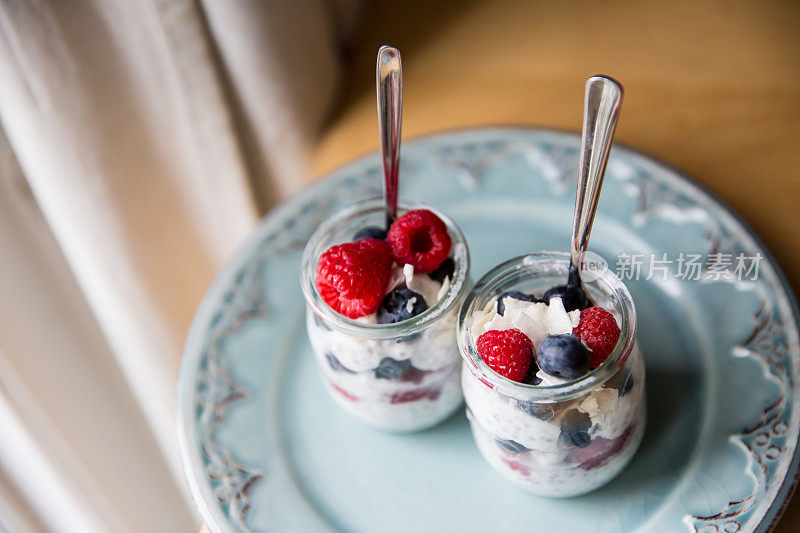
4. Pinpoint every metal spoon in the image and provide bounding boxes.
[376,45,402,229]
[544,75,623,311]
